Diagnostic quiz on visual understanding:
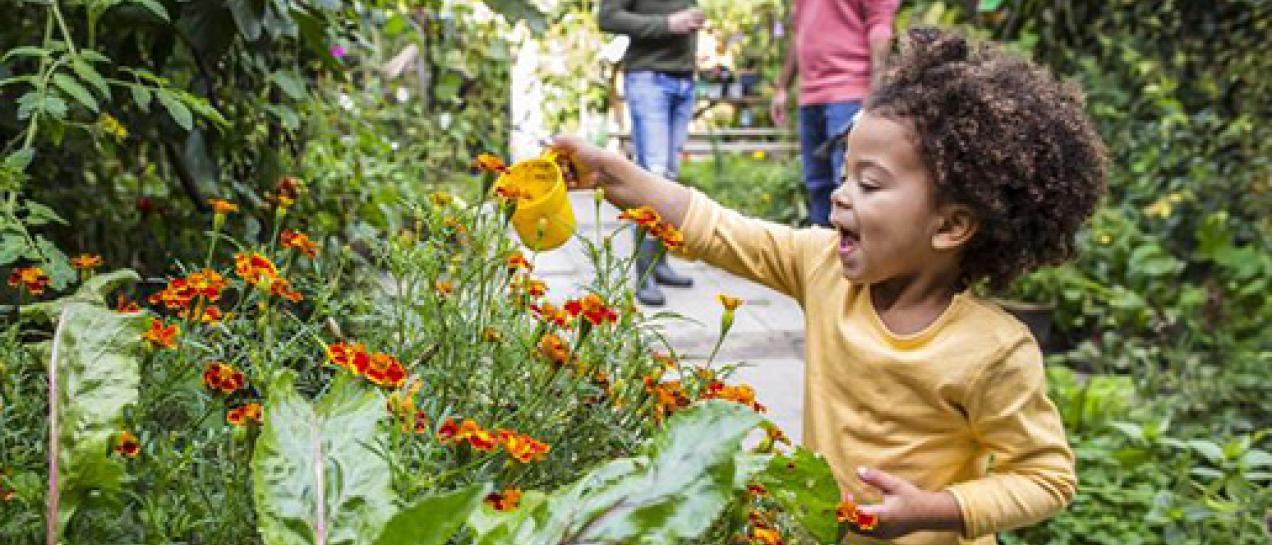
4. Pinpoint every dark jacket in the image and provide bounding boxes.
[599,0,698,73]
